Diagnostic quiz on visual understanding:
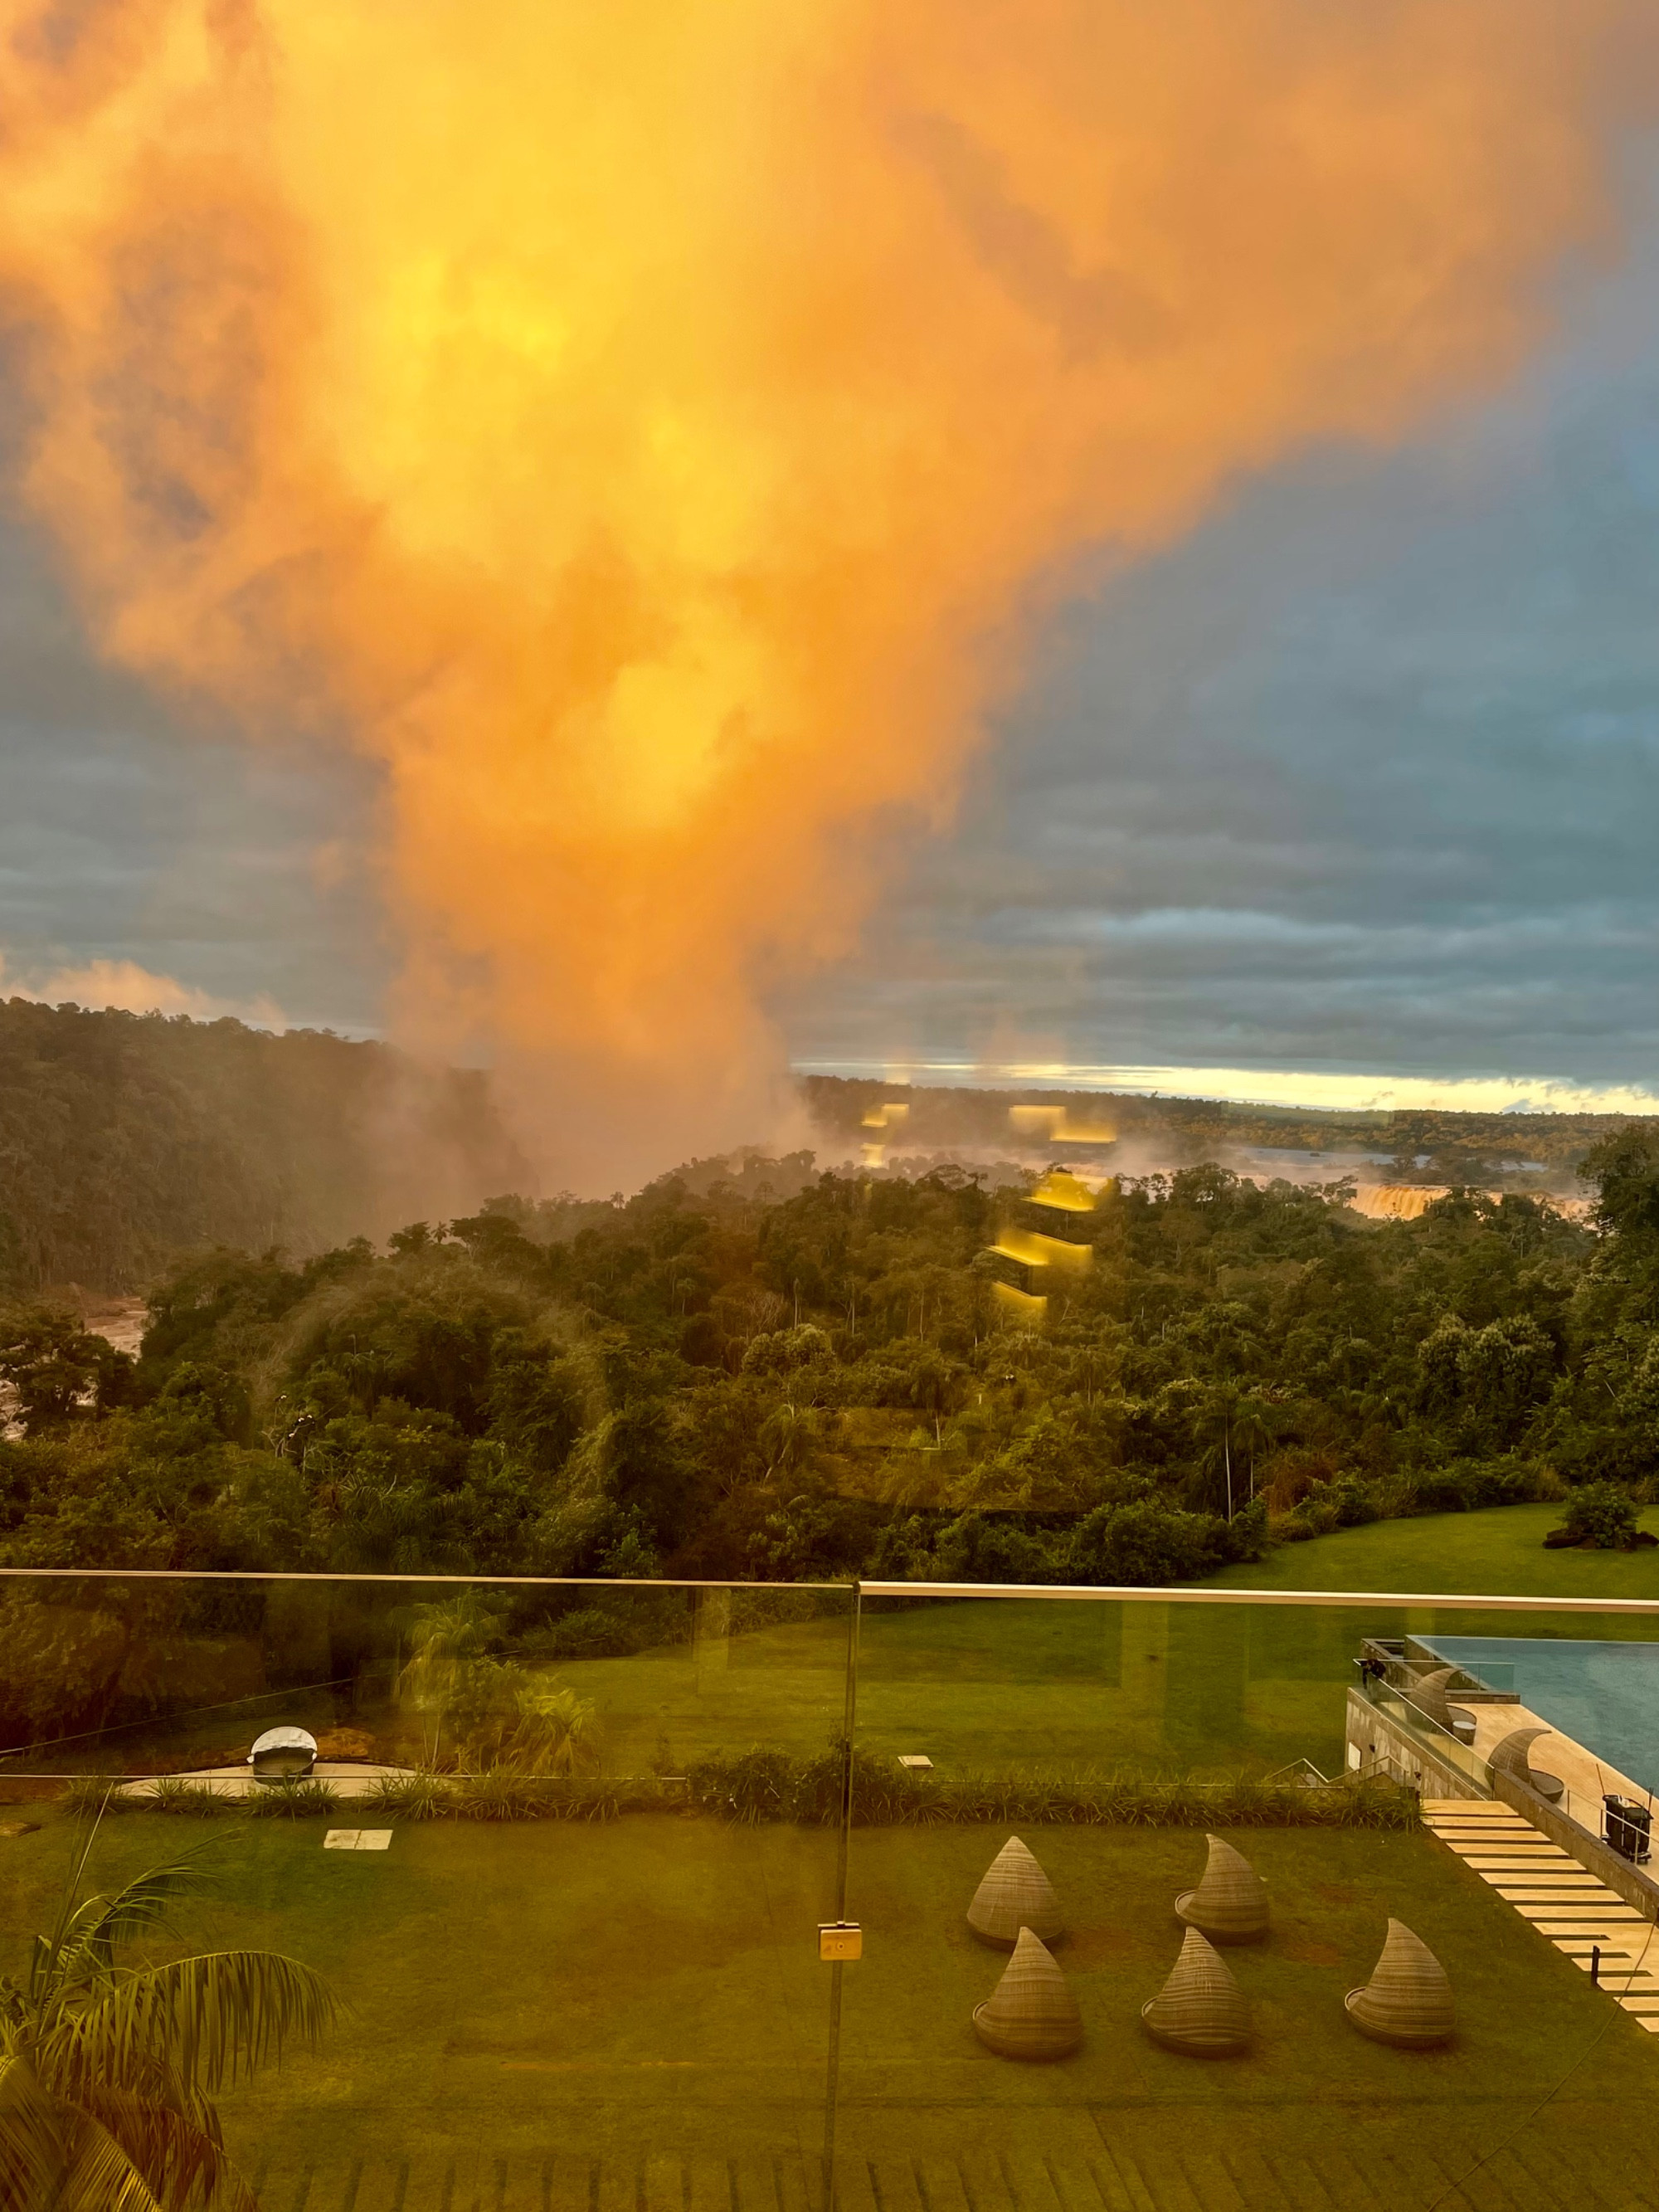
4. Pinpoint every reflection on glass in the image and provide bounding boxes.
[5,1575,1659,2211]
[0,1574,853,2206]
[839,1587,1659,2212]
